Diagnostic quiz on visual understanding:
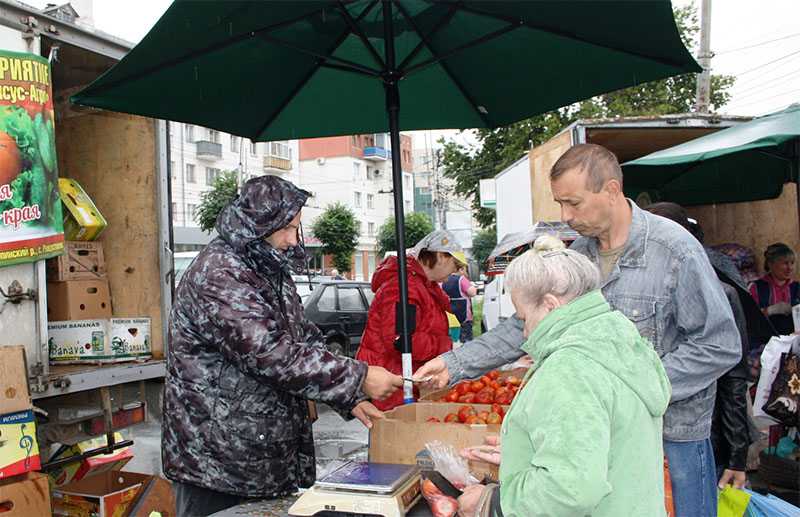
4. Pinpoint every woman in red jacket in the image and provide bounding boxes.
[357,230,467,410]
